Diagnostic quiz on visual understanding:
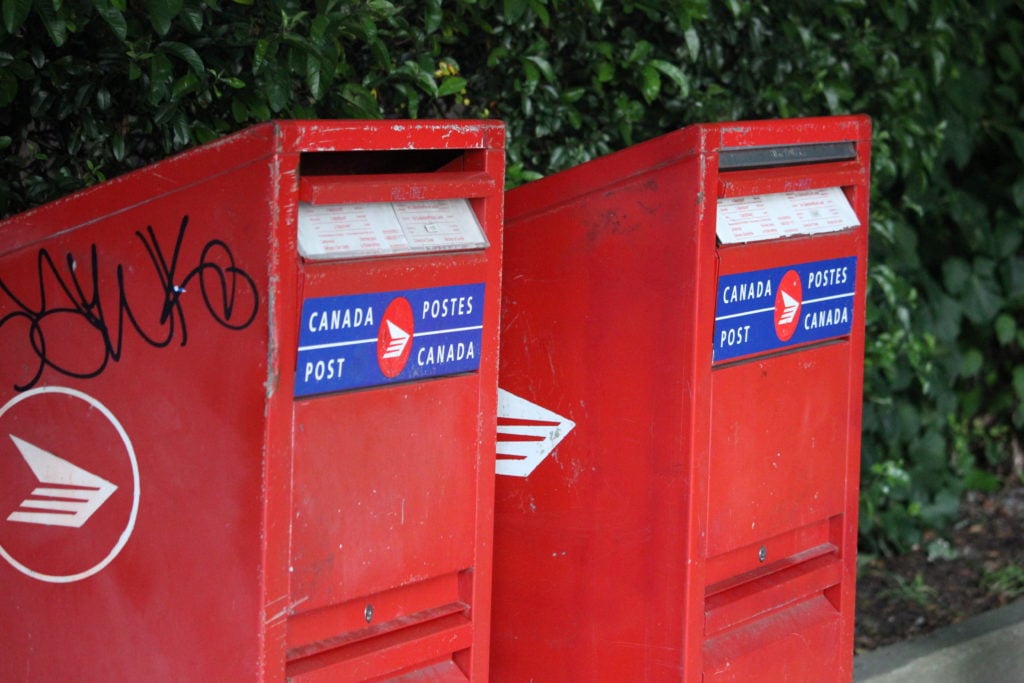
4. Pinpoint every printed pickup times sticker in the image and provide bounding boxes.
[713,257,857,364]
[716,187,860,244]
[295,283,484,397]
